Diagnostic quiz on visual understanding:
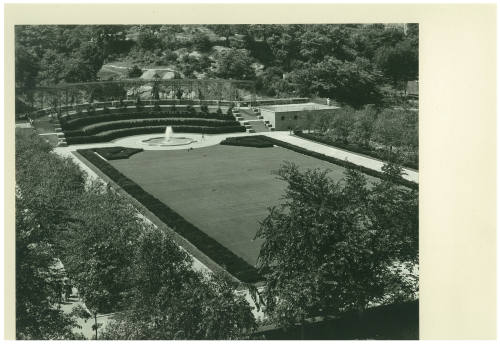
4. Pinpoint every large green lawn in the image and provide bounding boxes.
[110,144,372,266]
